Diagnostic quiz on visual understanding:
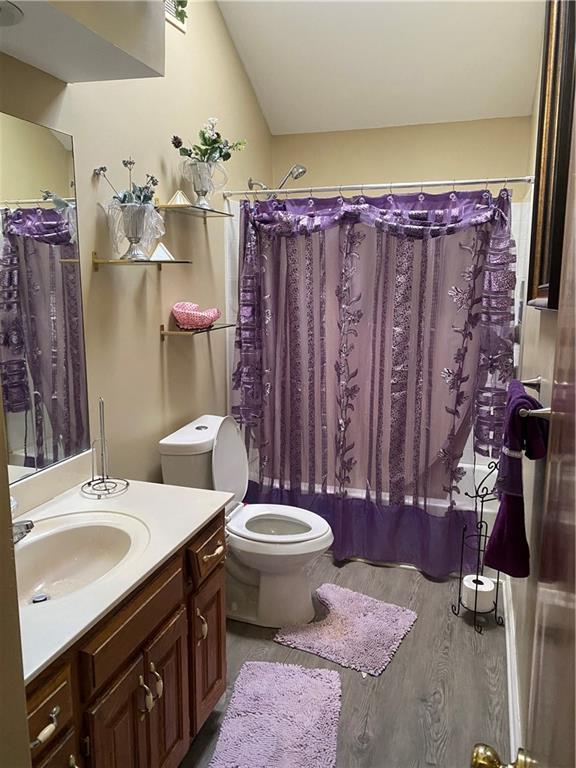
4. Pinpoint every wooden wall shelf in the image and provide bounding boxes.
[156,204,233,218]
[160,323,235,341]
[92,253,192,271]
